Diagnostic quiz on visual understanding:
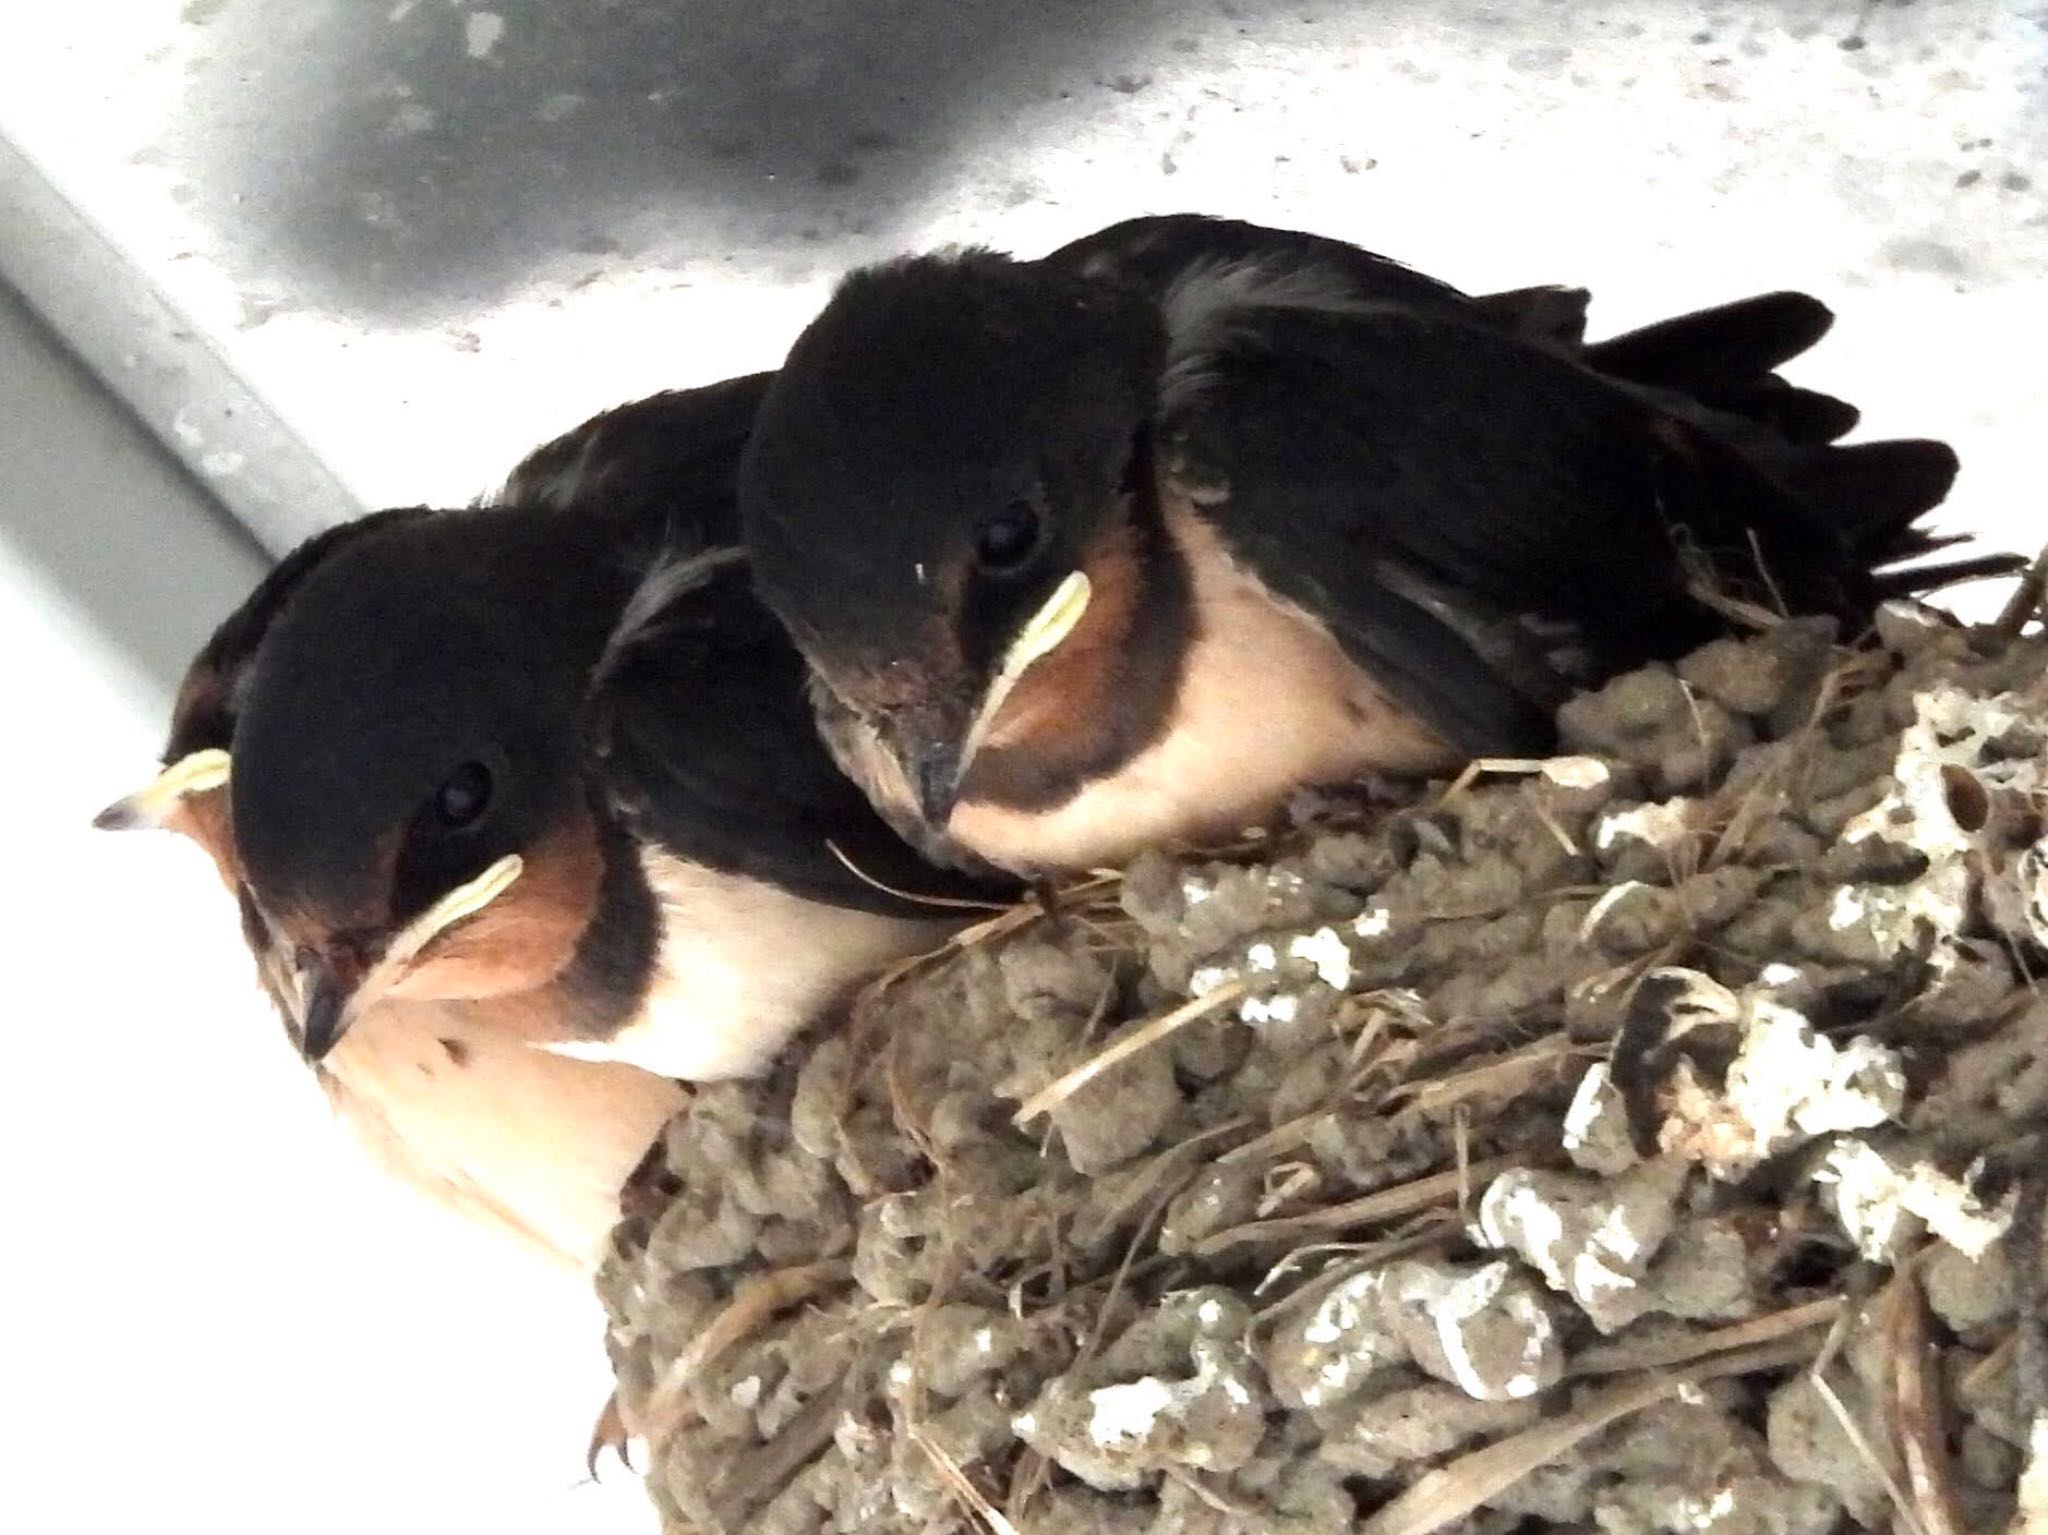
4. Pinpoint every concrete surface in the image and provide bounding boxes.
[0,0,2040,550]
